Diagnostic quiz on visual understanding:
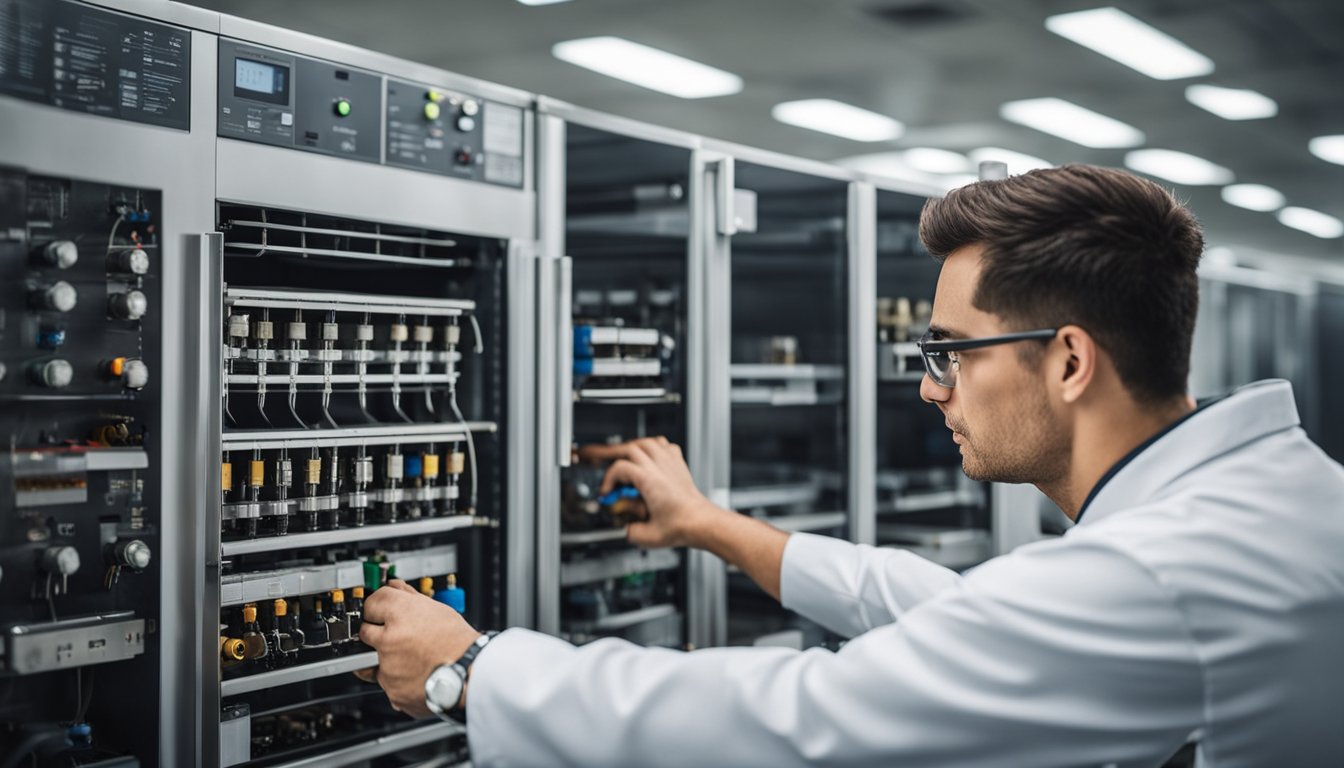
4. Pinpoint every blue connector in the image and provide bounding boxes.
[573,325,594,359]
[597,485,641,507]
[37,329,66,349]
[404,454,423,479]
